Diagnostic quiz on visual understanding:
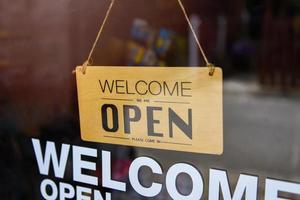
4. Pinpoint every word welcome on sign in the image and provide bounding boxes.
[76,66,223,154]
[32,139,300,200]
